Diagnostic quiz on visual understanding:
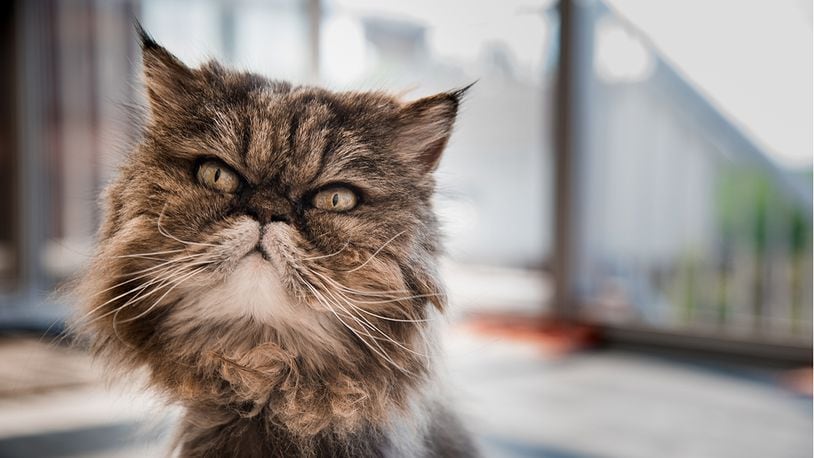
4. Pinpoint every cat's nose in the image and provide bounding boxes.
[246,208,290,224]
[244,193,292,225]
